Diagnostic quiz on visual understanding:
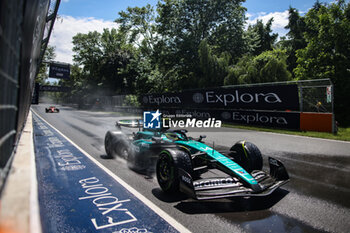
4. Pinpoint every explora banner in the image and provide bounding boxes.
[141,84,300,111]
[161,109,300,130]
